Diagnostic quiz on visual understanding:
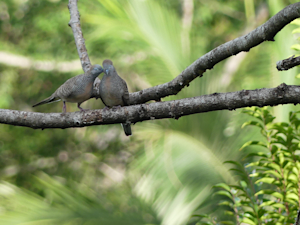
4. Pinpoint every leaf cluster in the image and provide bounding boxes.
[194,107,300,225]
